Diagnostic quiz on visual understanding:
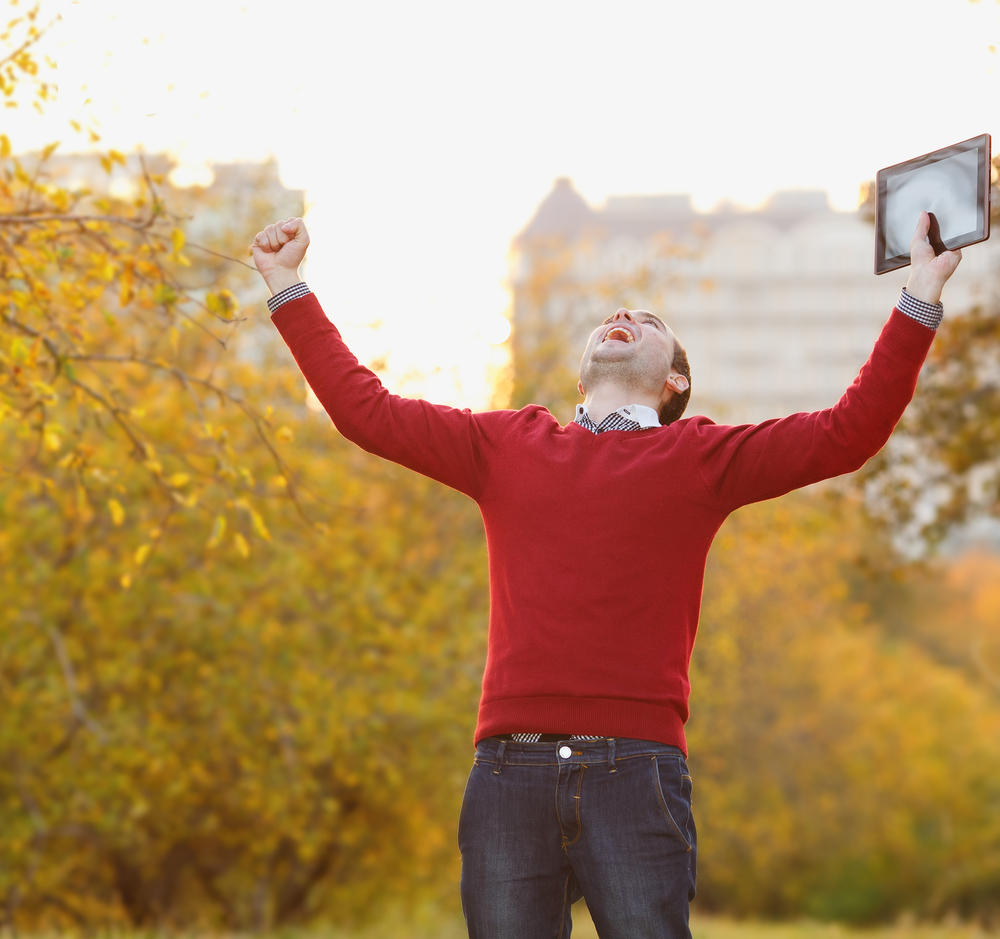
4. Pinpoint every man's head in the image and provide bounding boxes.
[578,309,691,425]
